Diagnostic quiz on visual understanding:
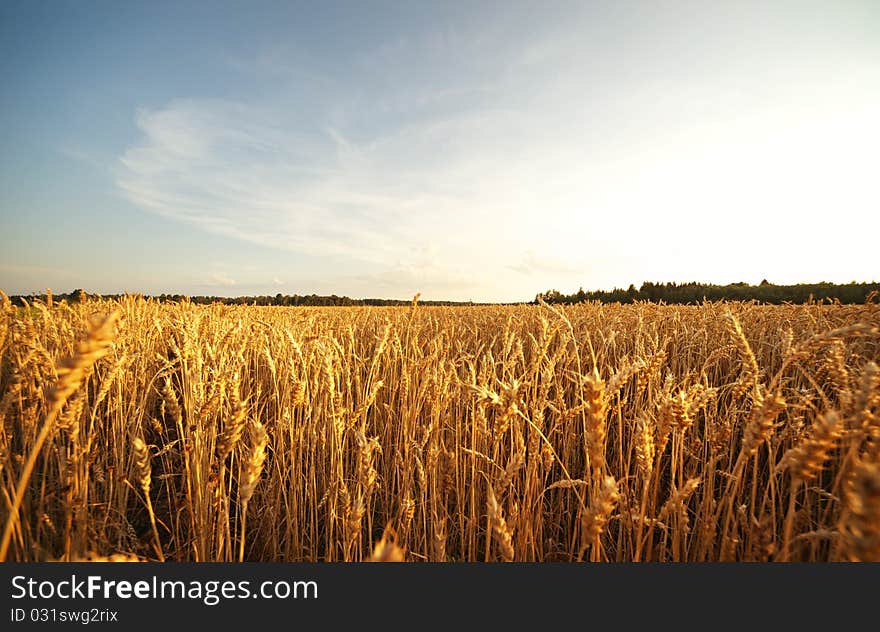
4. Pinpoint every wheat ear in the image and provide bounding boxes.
[238,419,268,562]
[132,435,164,561]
